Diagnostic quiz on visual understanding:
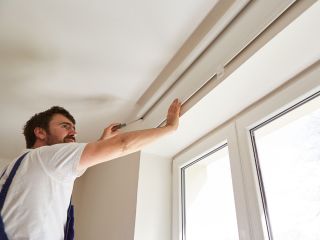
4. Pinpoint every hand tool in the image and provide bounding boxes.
[112,117,143,131]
